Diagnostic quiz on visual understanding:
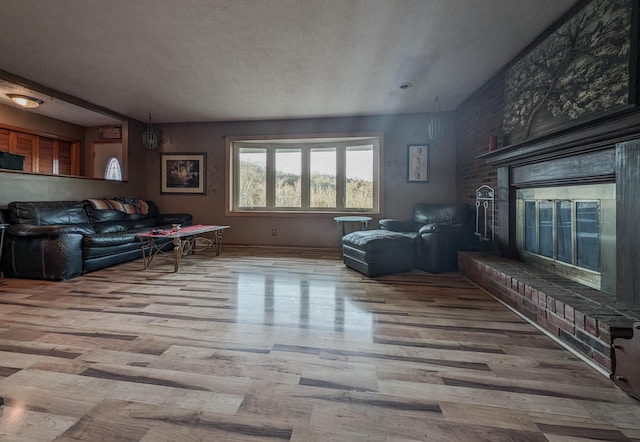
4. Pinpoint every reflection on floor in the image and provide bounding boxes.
[0,246,638,441]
